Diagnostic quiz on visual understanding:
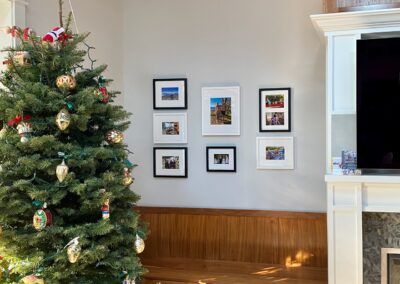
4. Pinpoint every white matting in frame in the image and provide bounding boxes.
[153,113,187,144]
[153,79,187,109]
[202,86,240,136]
[153,147,187,178]
[256,137,294,169]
